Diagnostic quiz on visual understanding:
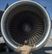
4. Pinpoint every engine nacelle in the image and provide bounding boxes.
[1,1,51,54]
